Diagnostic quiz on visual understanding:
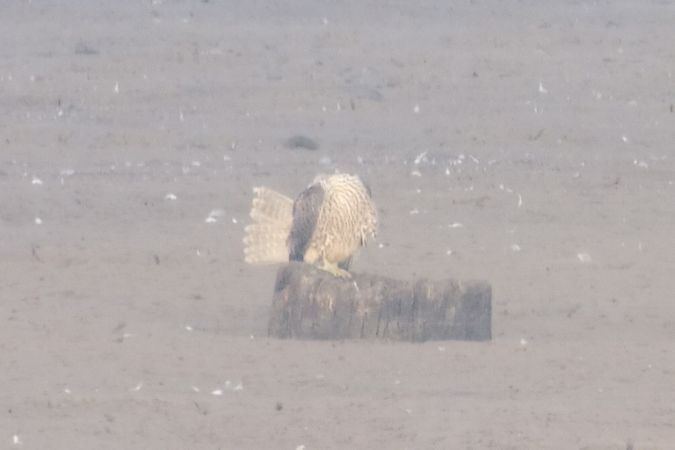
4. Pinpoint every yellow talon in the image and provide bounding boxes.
[318,259,352,279]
